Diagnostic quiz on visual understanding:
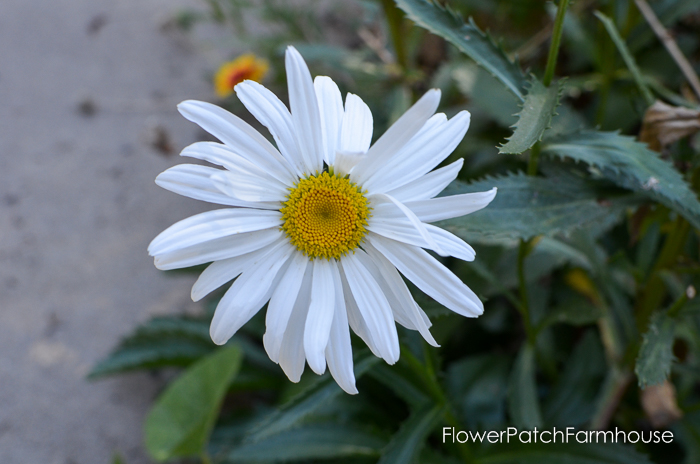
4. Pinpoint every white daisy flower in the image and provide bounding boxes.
[149,46,497,394]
